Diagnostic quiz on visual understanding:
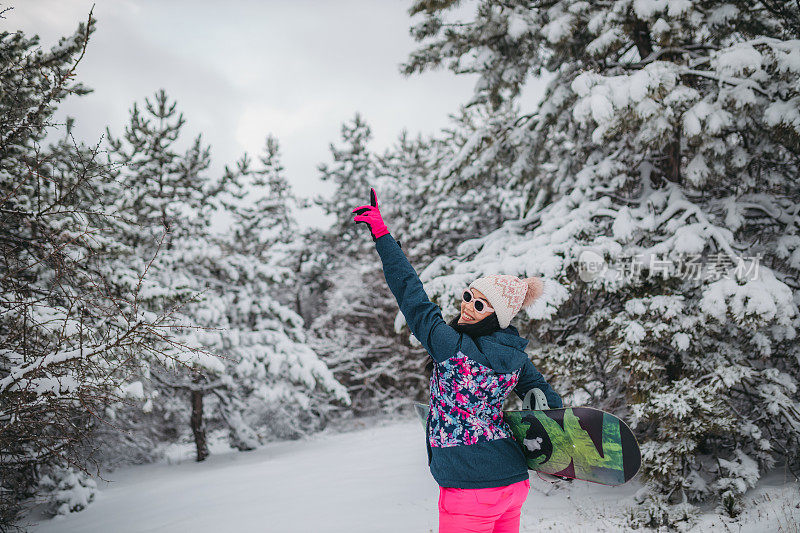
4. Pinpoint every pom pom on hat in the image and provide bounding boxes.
[522,277,544,309]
